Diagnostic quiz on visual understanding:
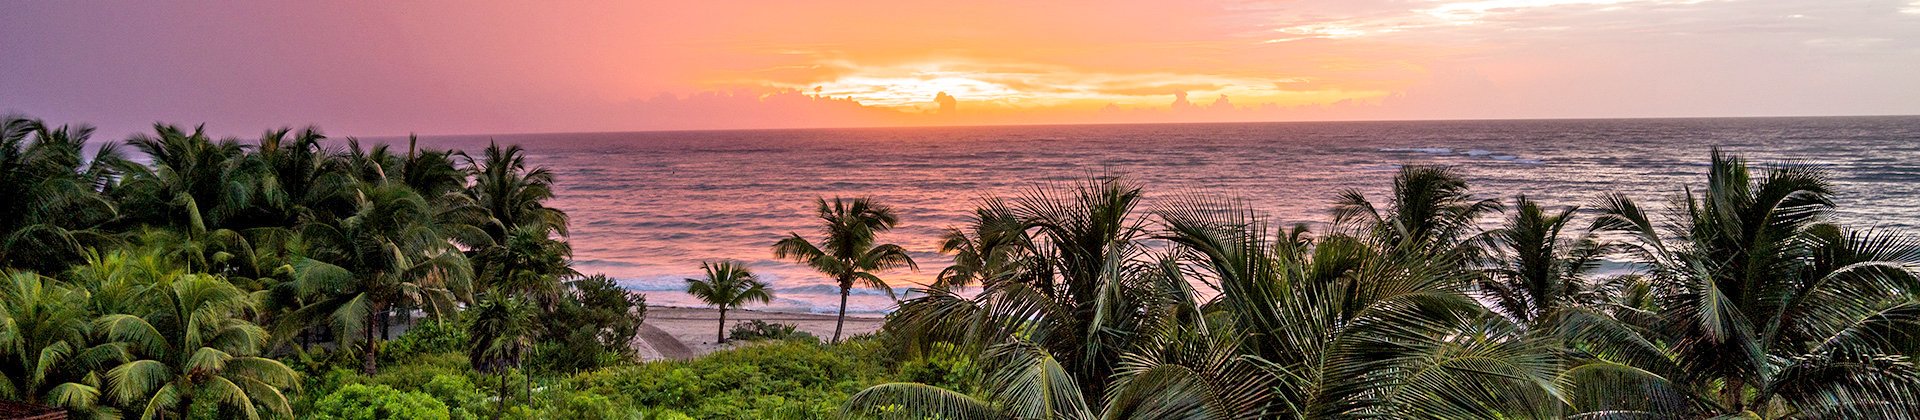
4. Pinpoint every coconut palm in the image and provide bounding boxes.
[1583,150,1920,417]
[462,141,567,242]
[114,123,262,233]
[0,271,123,417]
[1332,165,1500,252]
[684,261,774,343]
[468,295,537,415]
[0,116,123,273]
[97,270,297,420]
[1474,195,1610,324]
[846,333,1270,420]
[934,199,1032,289]
[291,181,476,374]
[773,197,917,343]
[882,178,1238,412]
[1160,194,1561,418]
